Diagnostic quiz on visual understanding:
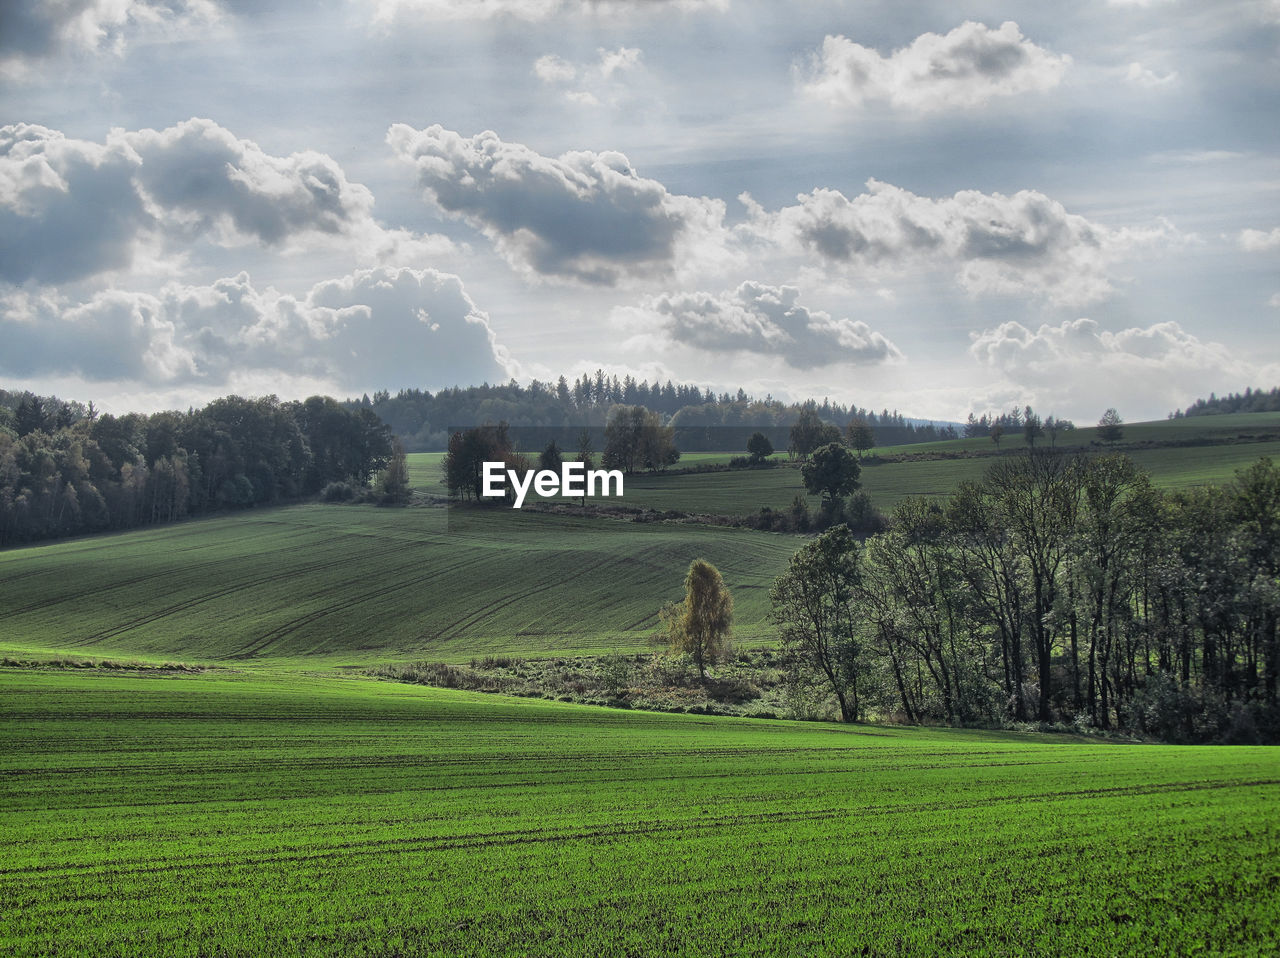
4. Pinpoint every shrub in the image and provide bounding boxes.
[321,481,357,503]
